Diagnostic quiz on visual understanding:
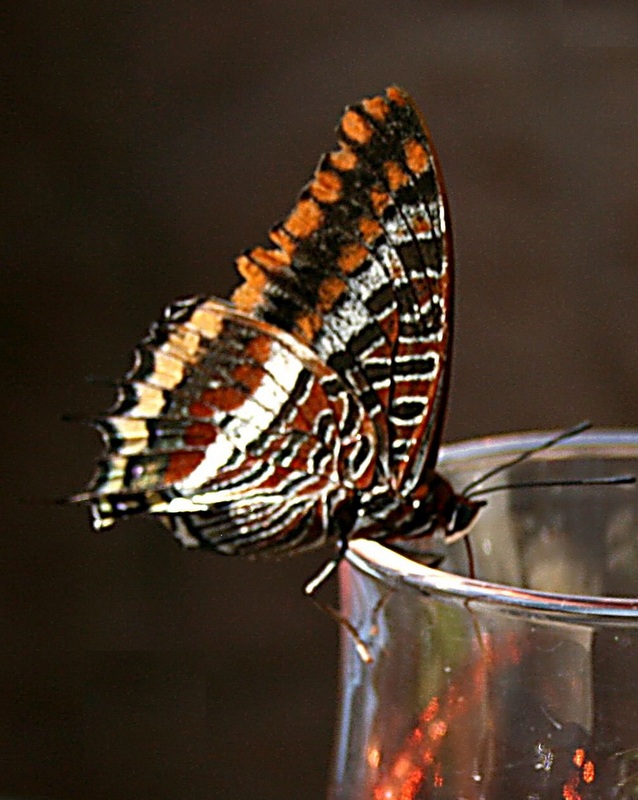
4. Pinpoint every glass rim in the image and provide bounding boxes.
[346,427,638,621]
[440,426,638,464]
